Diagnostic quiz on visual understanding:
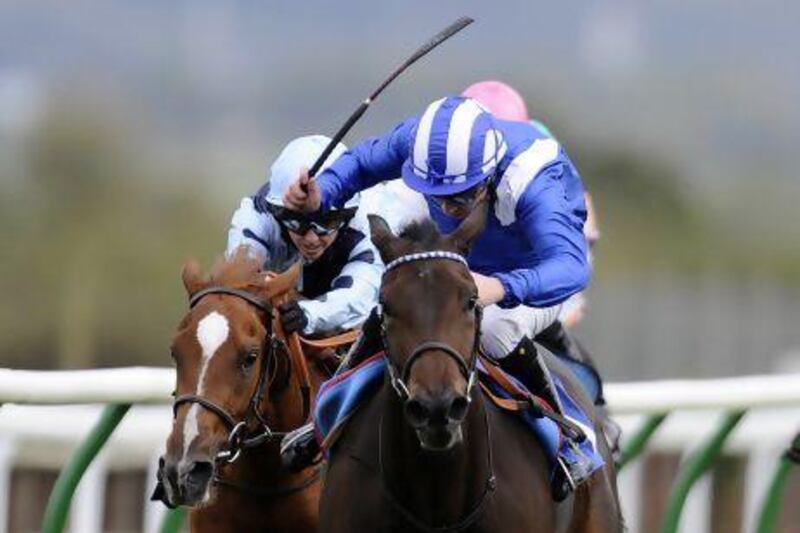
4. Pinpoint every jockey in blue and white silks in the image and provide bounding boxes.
[226,135,383,336]
[285,96,590,357]
[463,79,600,331]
